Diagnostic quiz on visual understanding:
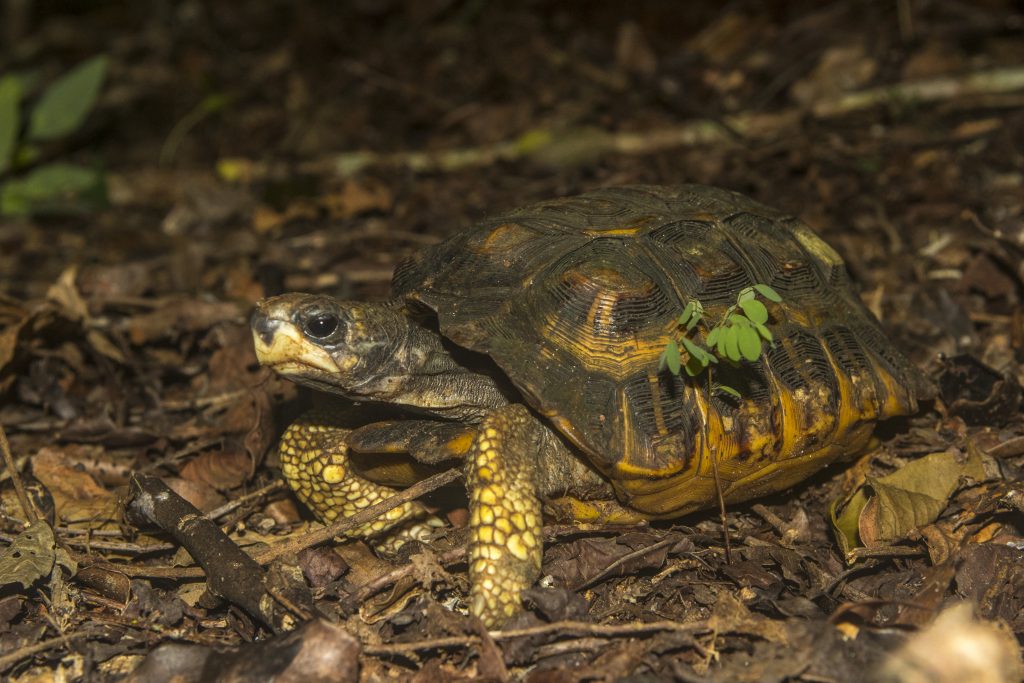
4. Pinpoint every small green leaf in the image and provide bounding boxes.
[662,340,681,375]
[28,55,109,142]
[0,75,21,174]
[754,322,774,343]
[718,384,741,399]
[685,312,702,331]
[684,354,705,376]
[706,327,721,347]
[680,336,706,363]
[678,301,695,325]
[738,287,755,303]
[739,298,768,325]
[754,283,782,303]
[728,313,751,326]
[716,332,728,358]
[737,325,762,362]
[724,325,740,362]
